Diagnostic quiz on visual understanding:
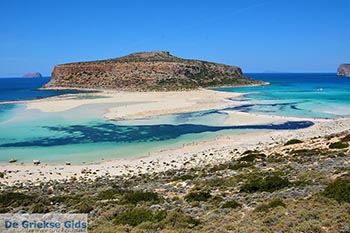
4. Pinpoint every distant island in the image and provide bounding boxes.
[23,72,42,78]
[336,64,350,77]
[44,51,263,91]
